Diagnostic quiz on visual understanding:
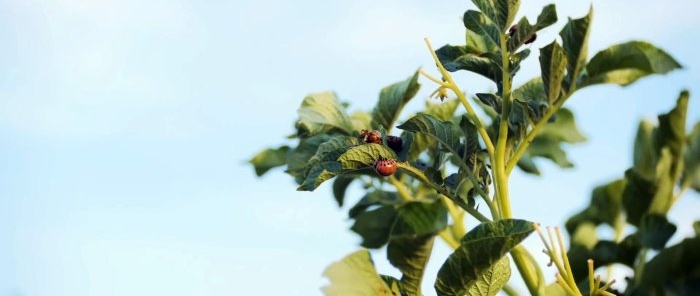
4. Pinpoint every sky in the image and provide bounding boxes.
[0,0,699,295]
